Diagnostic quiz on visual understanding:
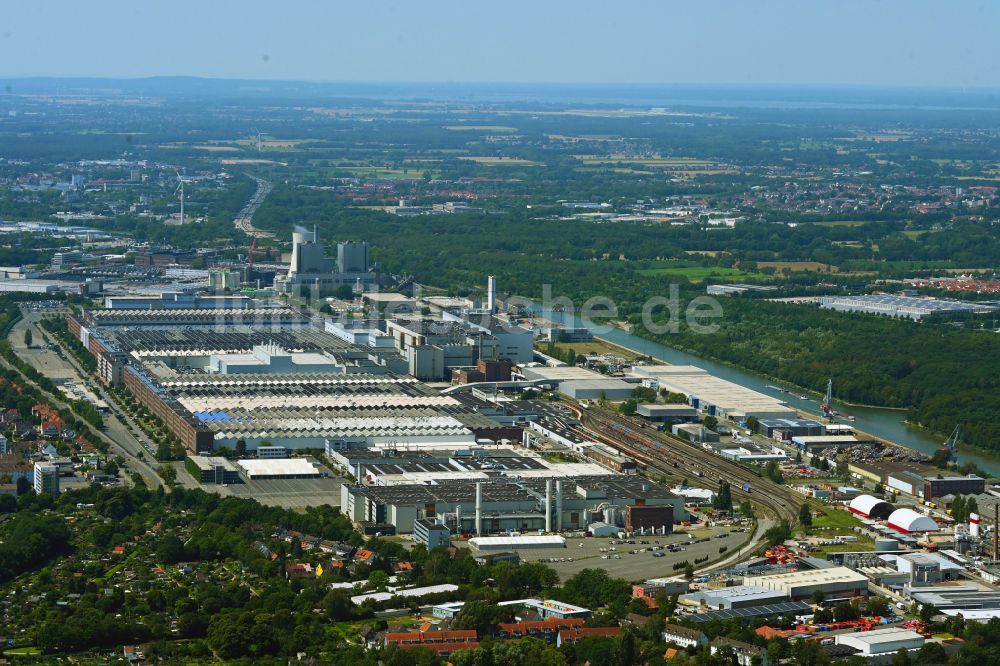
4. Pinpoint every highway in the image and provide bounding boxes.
[234,175,274,238]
